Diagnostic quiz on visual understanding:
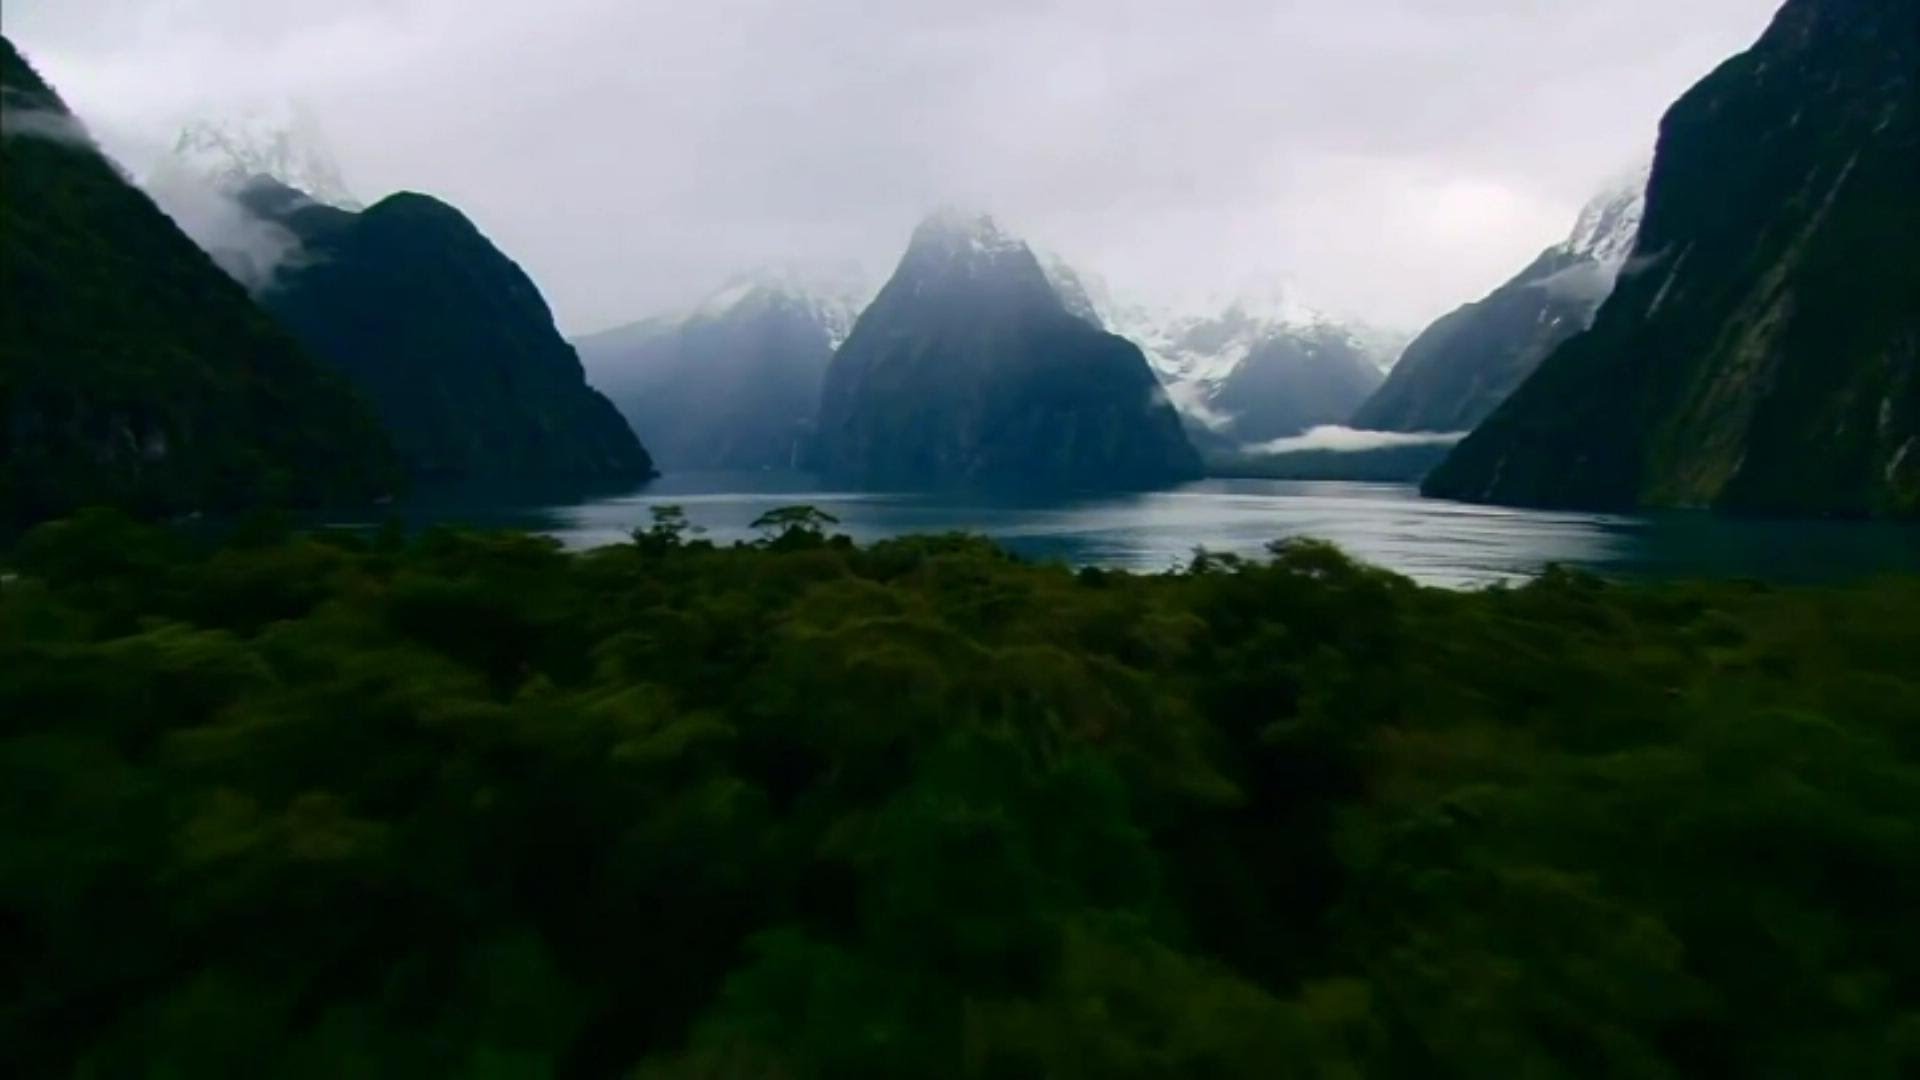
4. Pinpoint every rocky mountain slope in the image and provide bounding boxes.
[1426,0,1917,518]
[813,212,1201,488]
